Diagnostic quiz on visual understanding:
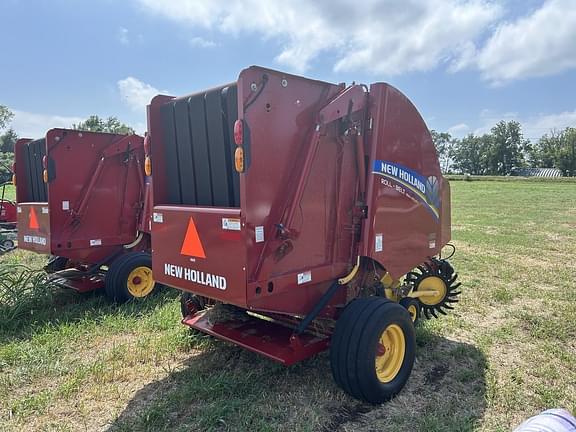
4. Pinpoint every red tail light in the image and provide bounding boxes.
[233,120,243,146]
